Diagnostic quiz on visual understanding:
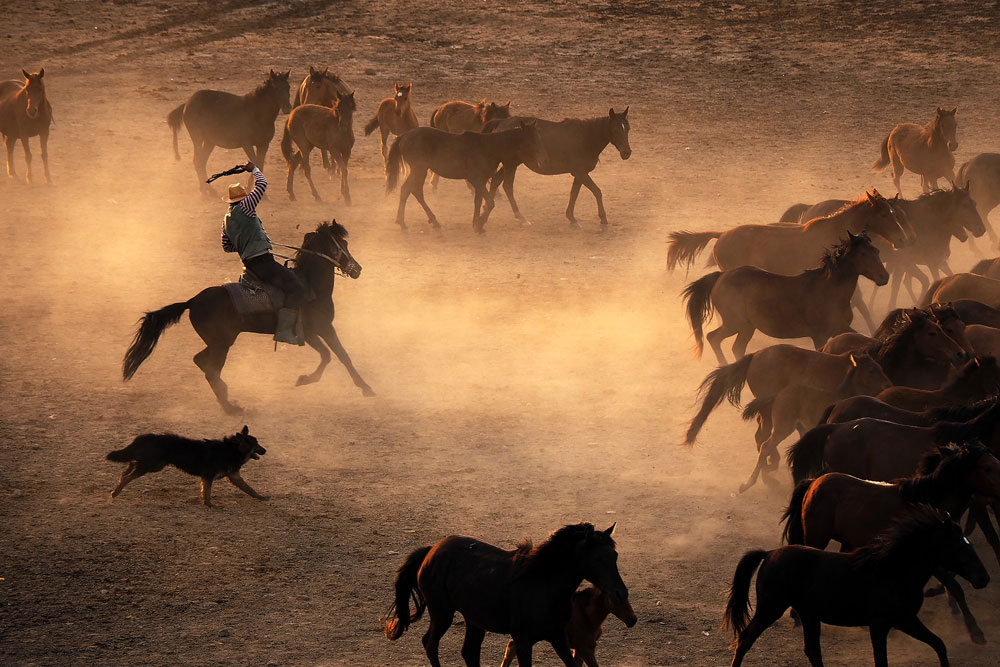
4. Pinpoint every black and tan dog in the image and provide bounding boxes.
[106,425,268,506]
